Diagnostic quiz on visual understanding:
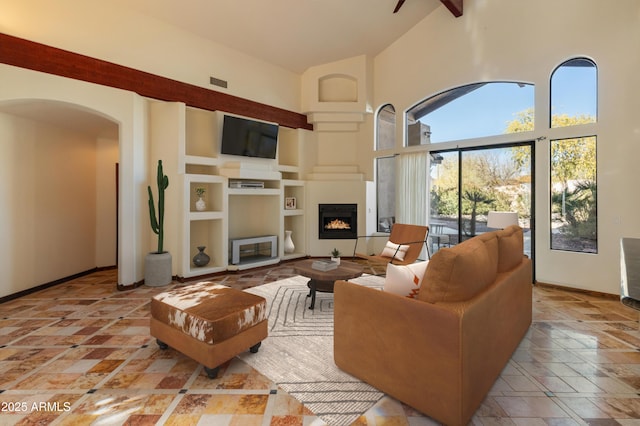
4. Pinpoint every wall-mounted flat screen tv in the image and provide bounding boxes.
[220,115,279,159]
